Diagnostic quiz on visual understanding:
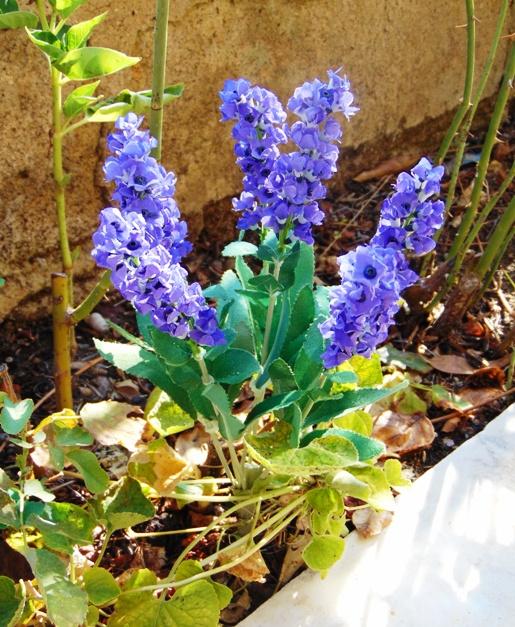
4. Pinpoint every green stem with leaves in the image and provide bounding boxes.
[150,0,170,158]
